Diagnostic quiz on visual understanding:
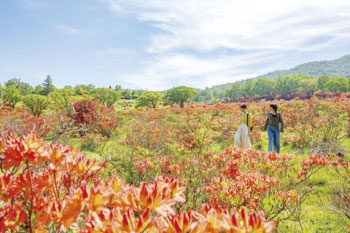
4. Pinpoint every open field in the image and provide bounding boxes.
[1,96,350,232]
